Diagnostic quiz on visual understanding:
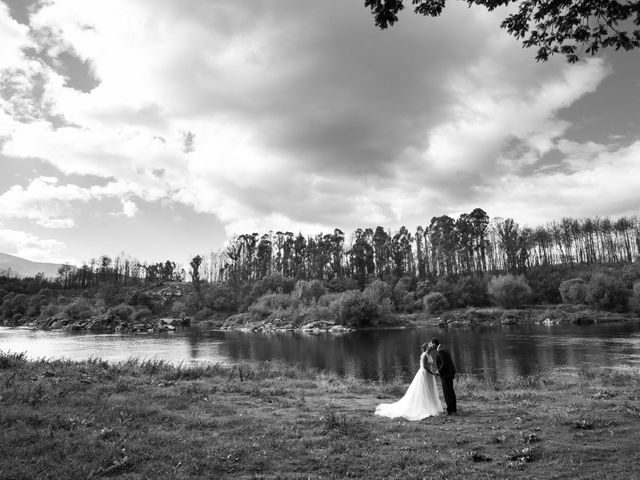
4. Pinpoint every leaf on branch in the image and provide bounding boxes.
[365,0,640,62]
